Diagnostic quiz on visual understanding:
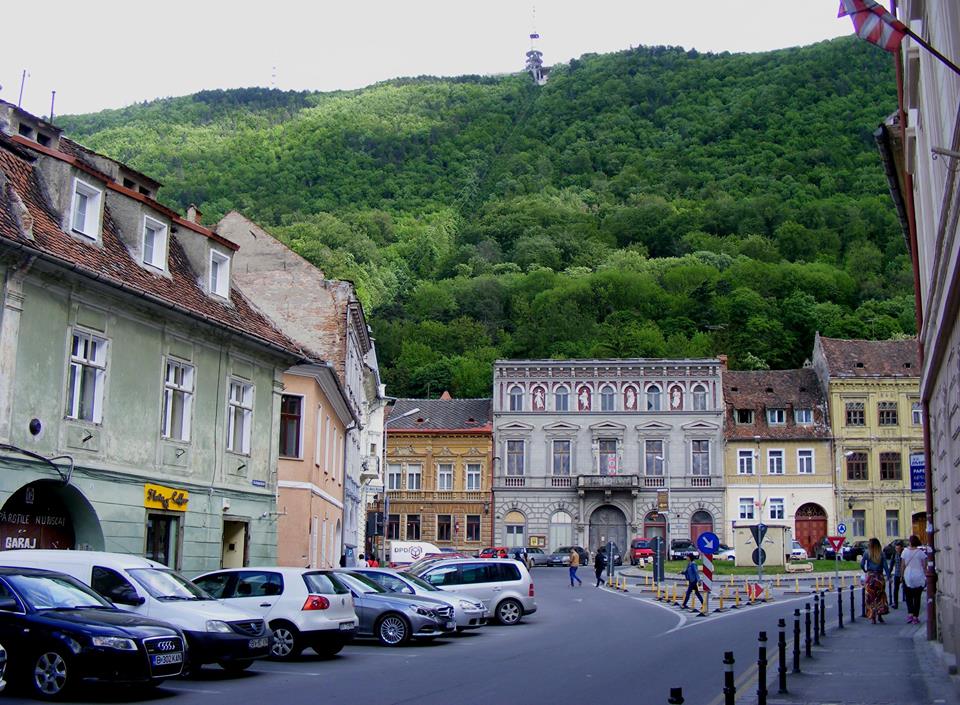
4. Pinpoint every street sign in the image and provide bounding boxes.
[696,531,720,554]
[827,536,845,554]
[752,547,767,566]
[700,553,714,593]
[837,523,847,535]
[747,583,764,600]
[910,453,926,491]
[749,523,768,545]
